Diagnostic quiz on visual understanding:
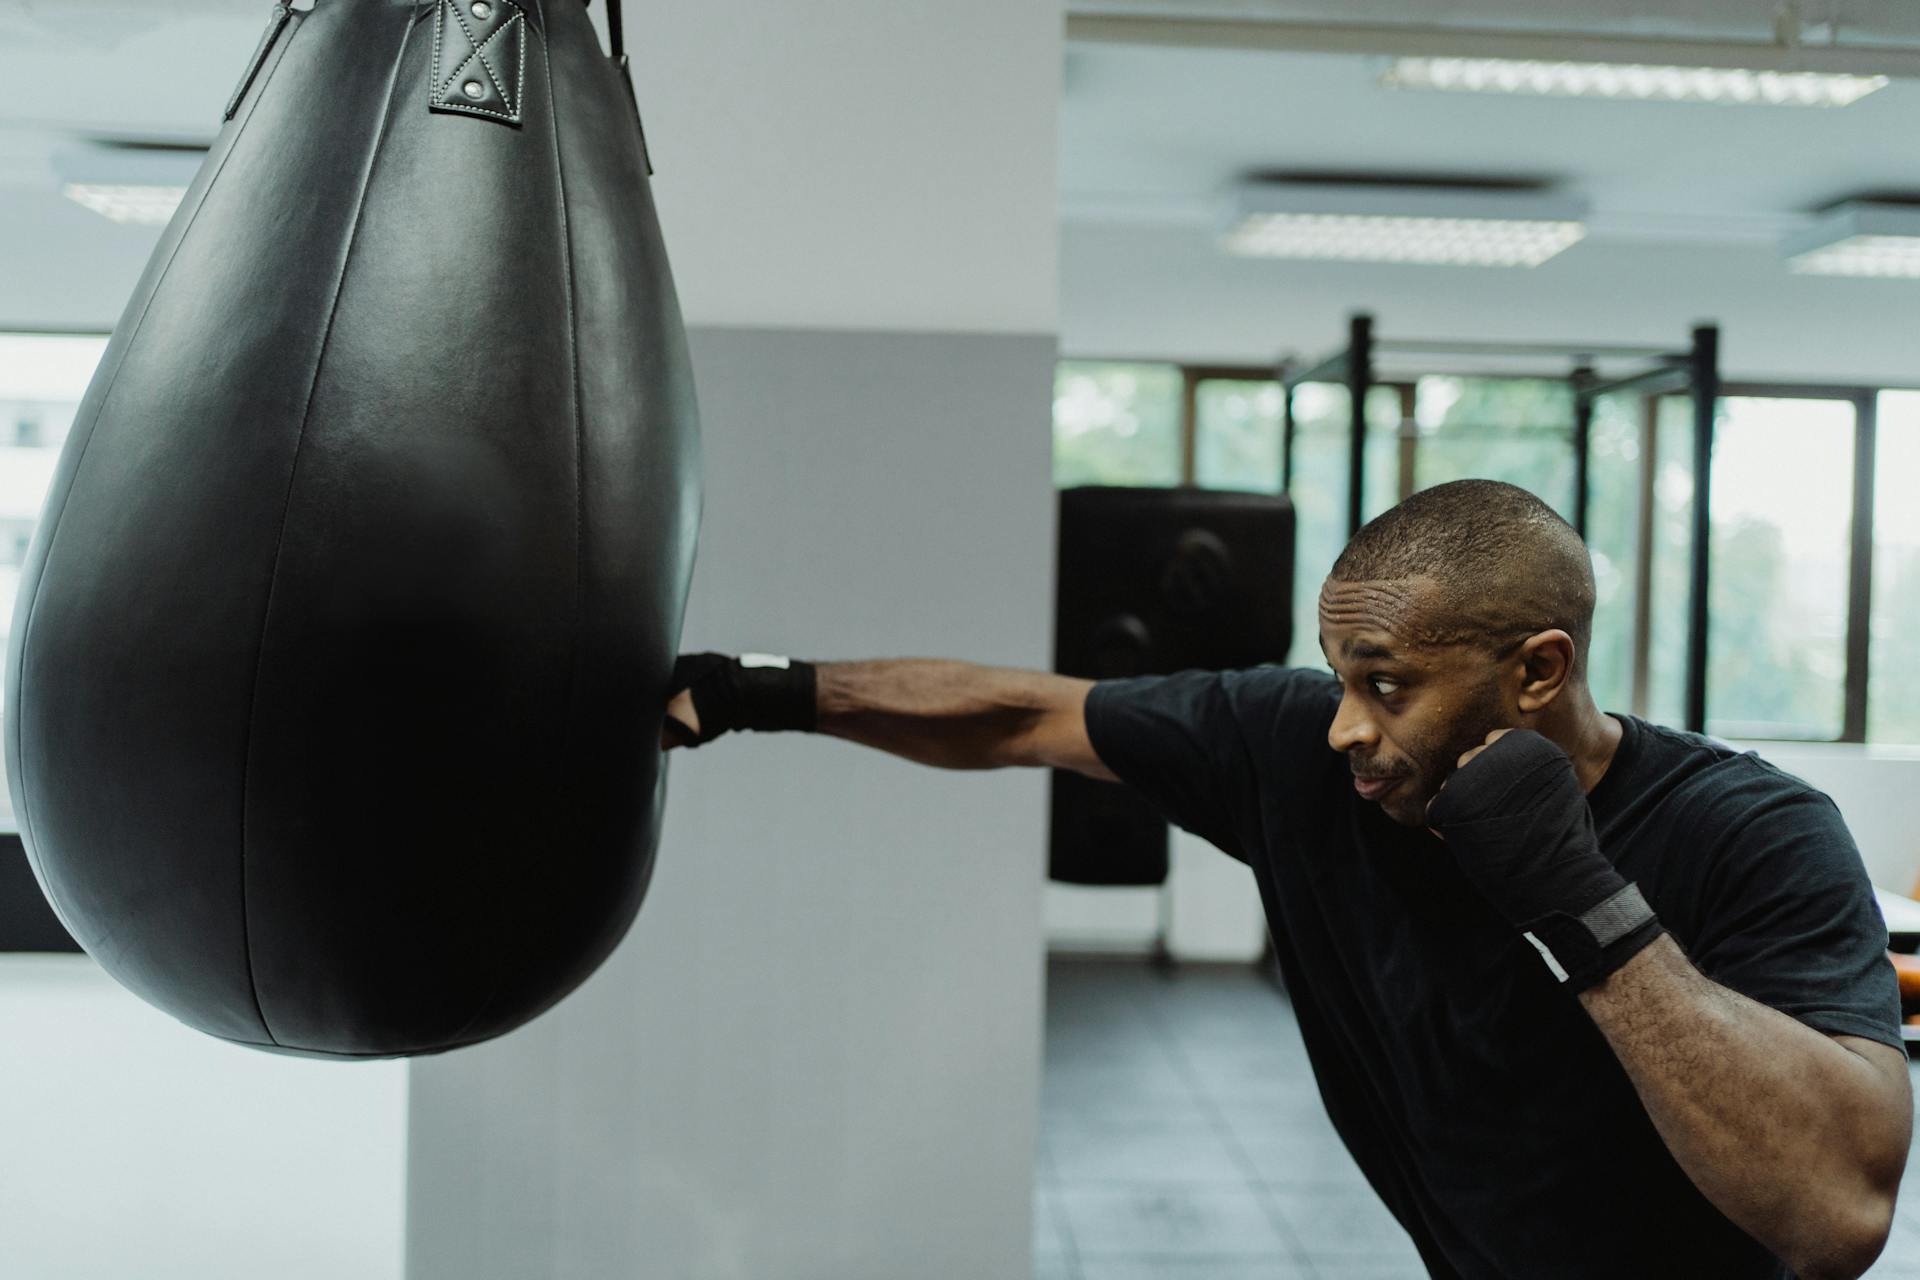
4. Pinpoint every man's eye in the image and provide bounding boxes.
[1328,664,1402,699]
